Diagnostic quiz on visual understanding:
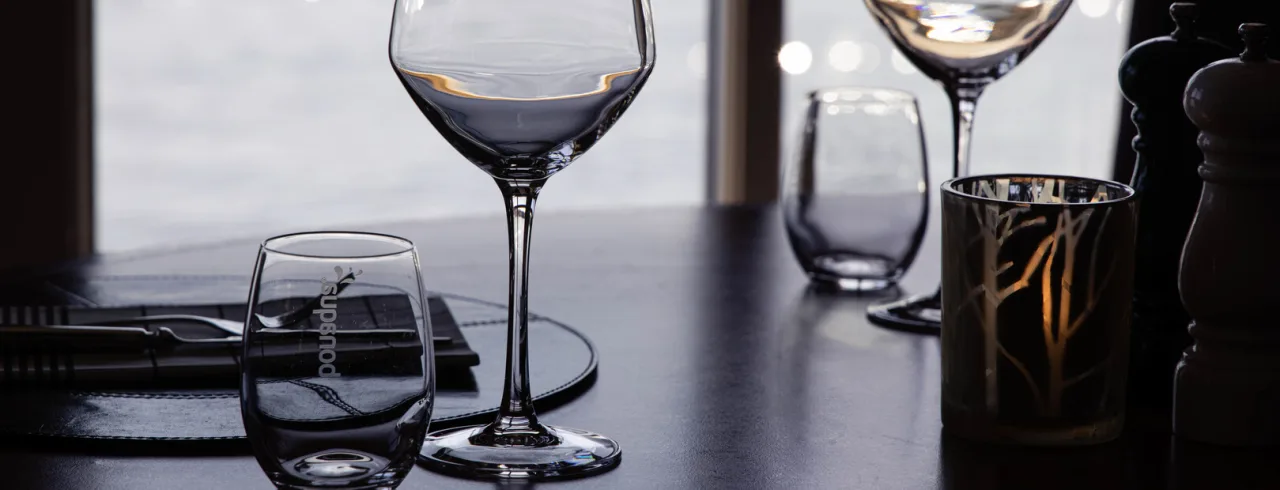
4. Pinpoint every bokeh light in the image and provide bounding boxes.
[1078,0,1110,18]
[779,41,813,75]
[828,41,863,73]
